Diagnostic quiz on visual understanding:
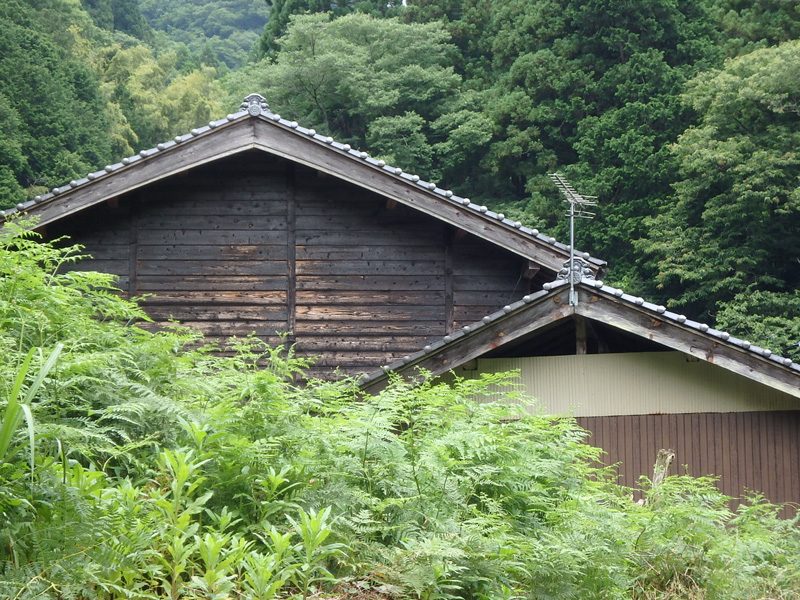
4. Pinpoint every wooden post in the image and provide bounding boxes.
[127,199,137,296]
[575,315,587,355]
[286,164,297,338]
[586,319,609,353]
[521,260,540,281]
[652,448,675,487]
[444,228,454,333]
